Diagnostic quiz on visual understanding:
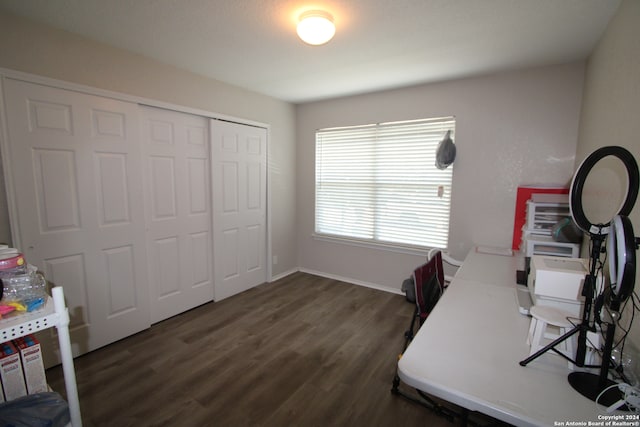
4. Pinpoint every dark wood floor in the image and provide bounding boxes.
[46,272,466,427]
